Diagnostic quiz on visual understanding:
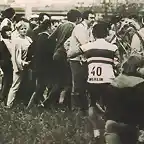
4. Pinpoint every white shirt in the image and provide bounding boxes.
[0,18,14,41]
[0,18,14,31]
[67,21,93,61]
